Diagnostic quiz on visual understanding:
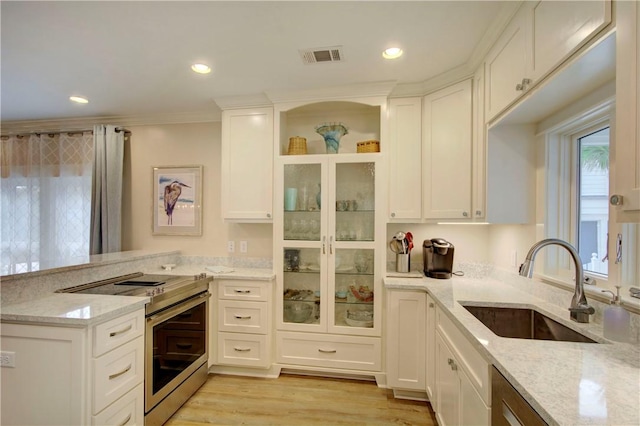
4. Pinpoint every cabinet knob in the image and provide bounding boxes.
[475,210,482,216]
[610,194,623,206]
[462,211,468,217]
[429,302,435,308]
[515,78,532,91]
[391,212,396,218]
[267,213,272,218]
